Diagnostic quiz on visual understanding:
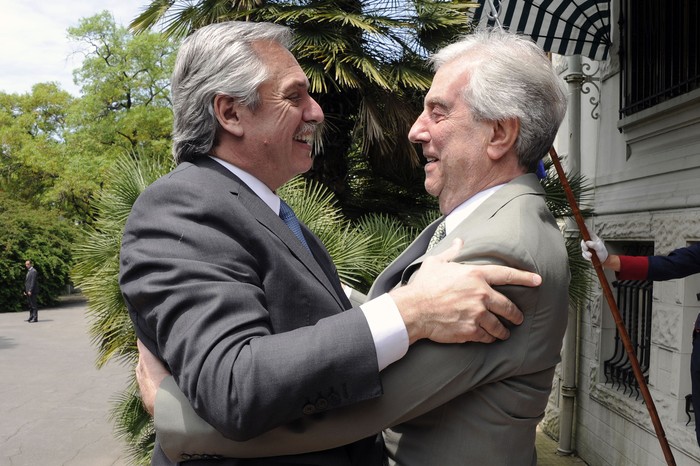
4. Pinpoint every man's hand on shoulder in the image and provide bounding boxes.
[390,239,540,345]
